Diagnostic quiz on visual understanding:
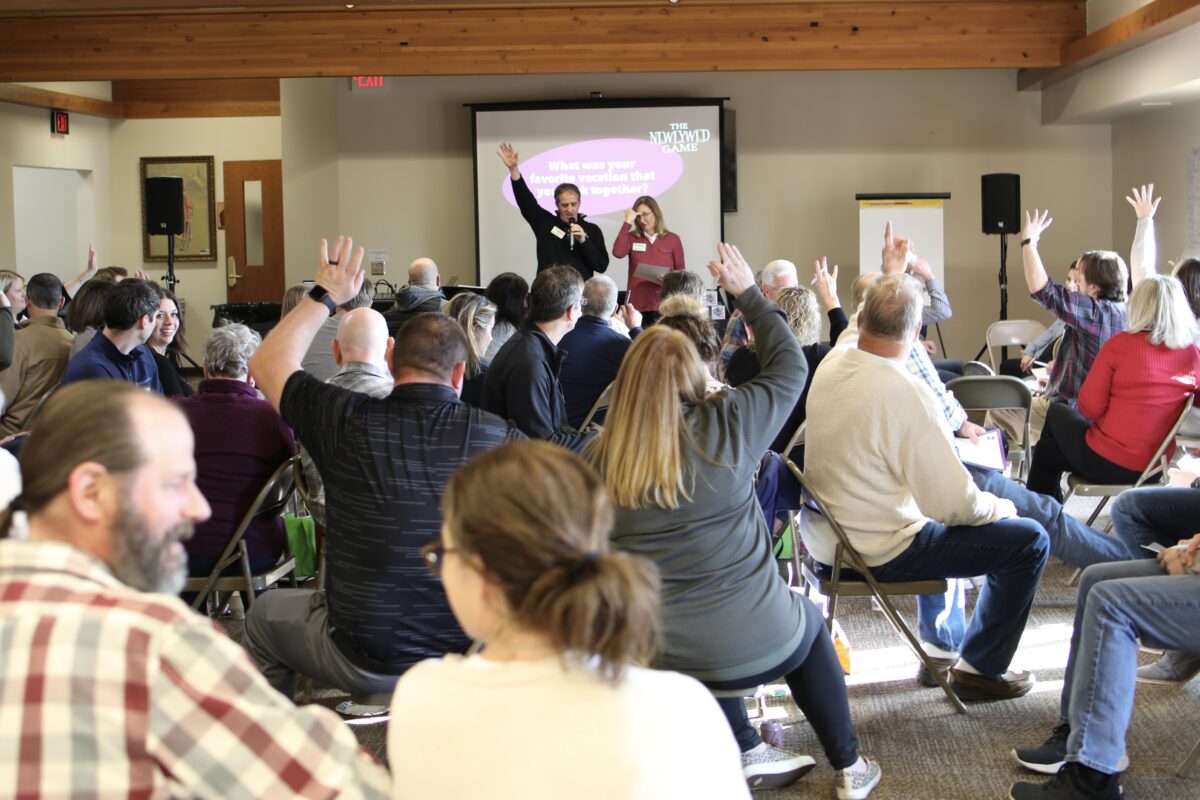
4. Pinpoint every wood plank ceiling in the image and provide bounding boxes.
[0,1,1087,82]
